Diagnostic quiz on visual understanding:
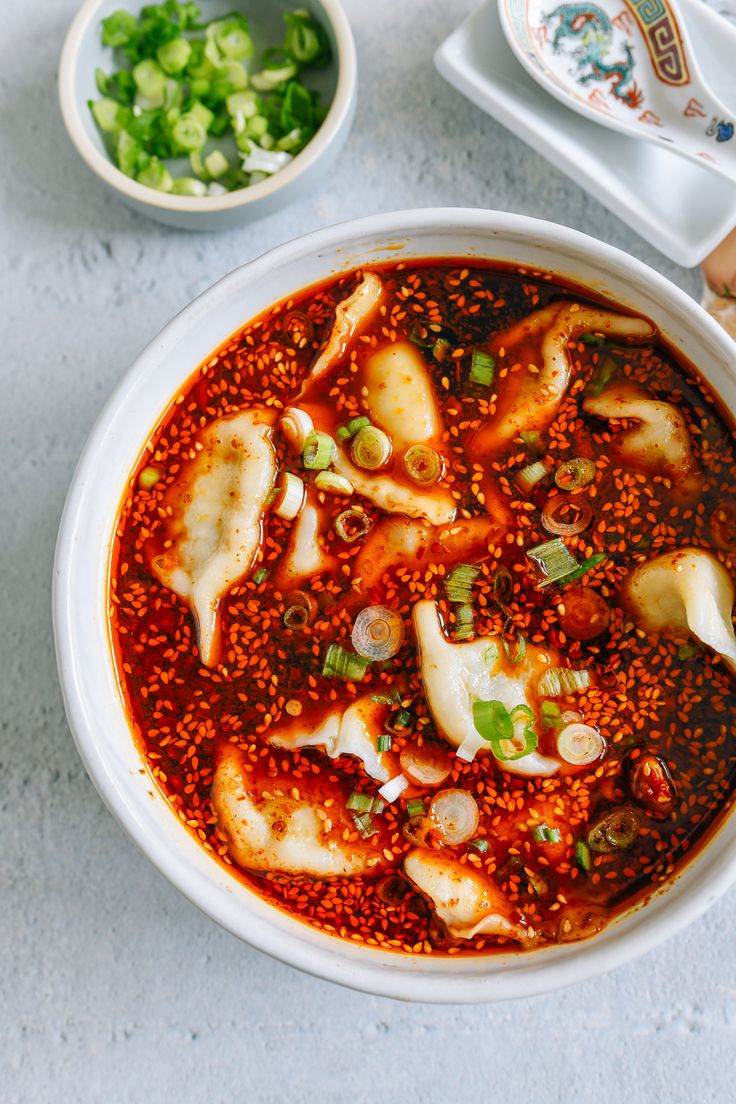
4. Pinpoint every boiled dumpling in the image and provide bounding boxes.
[299,272,383,394]
[273,495,337,590]
[269,696,394,782]
[362,341,442,445]
[212,748,382,875]
[623,548,736,673]
[472,302,654,459]
[583,380,699,499]
[404,849,535,943]
[412,600,561,776]
[352,515,499,594]
[150,409,276,667]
